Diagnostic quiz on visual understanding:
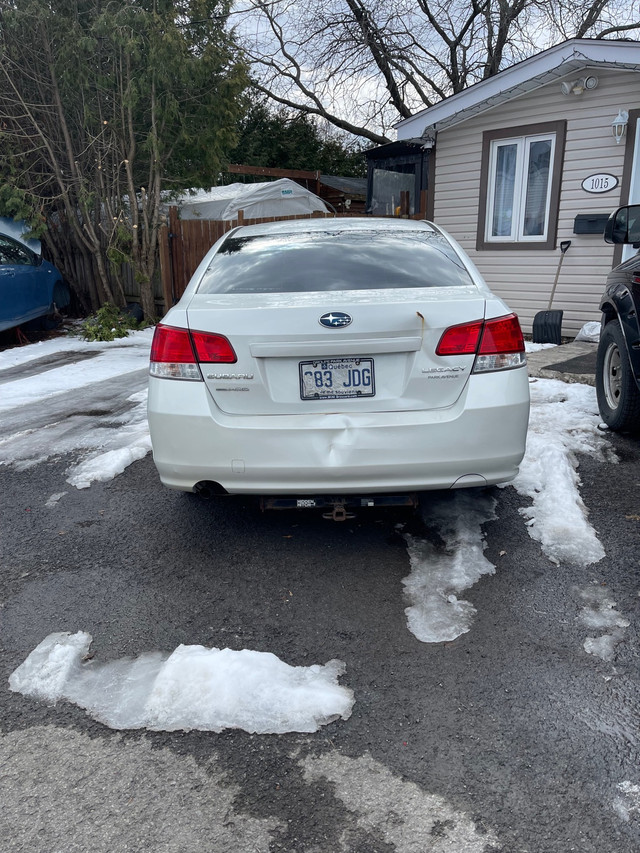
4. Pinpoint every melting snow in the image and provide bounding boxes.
[403,377,610,643]
[511,377,609,566]
[576,585,630,662]
[402,491,497,643]
[614,781,640,822]
[0,329,152,489]
[8,632,354,734]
